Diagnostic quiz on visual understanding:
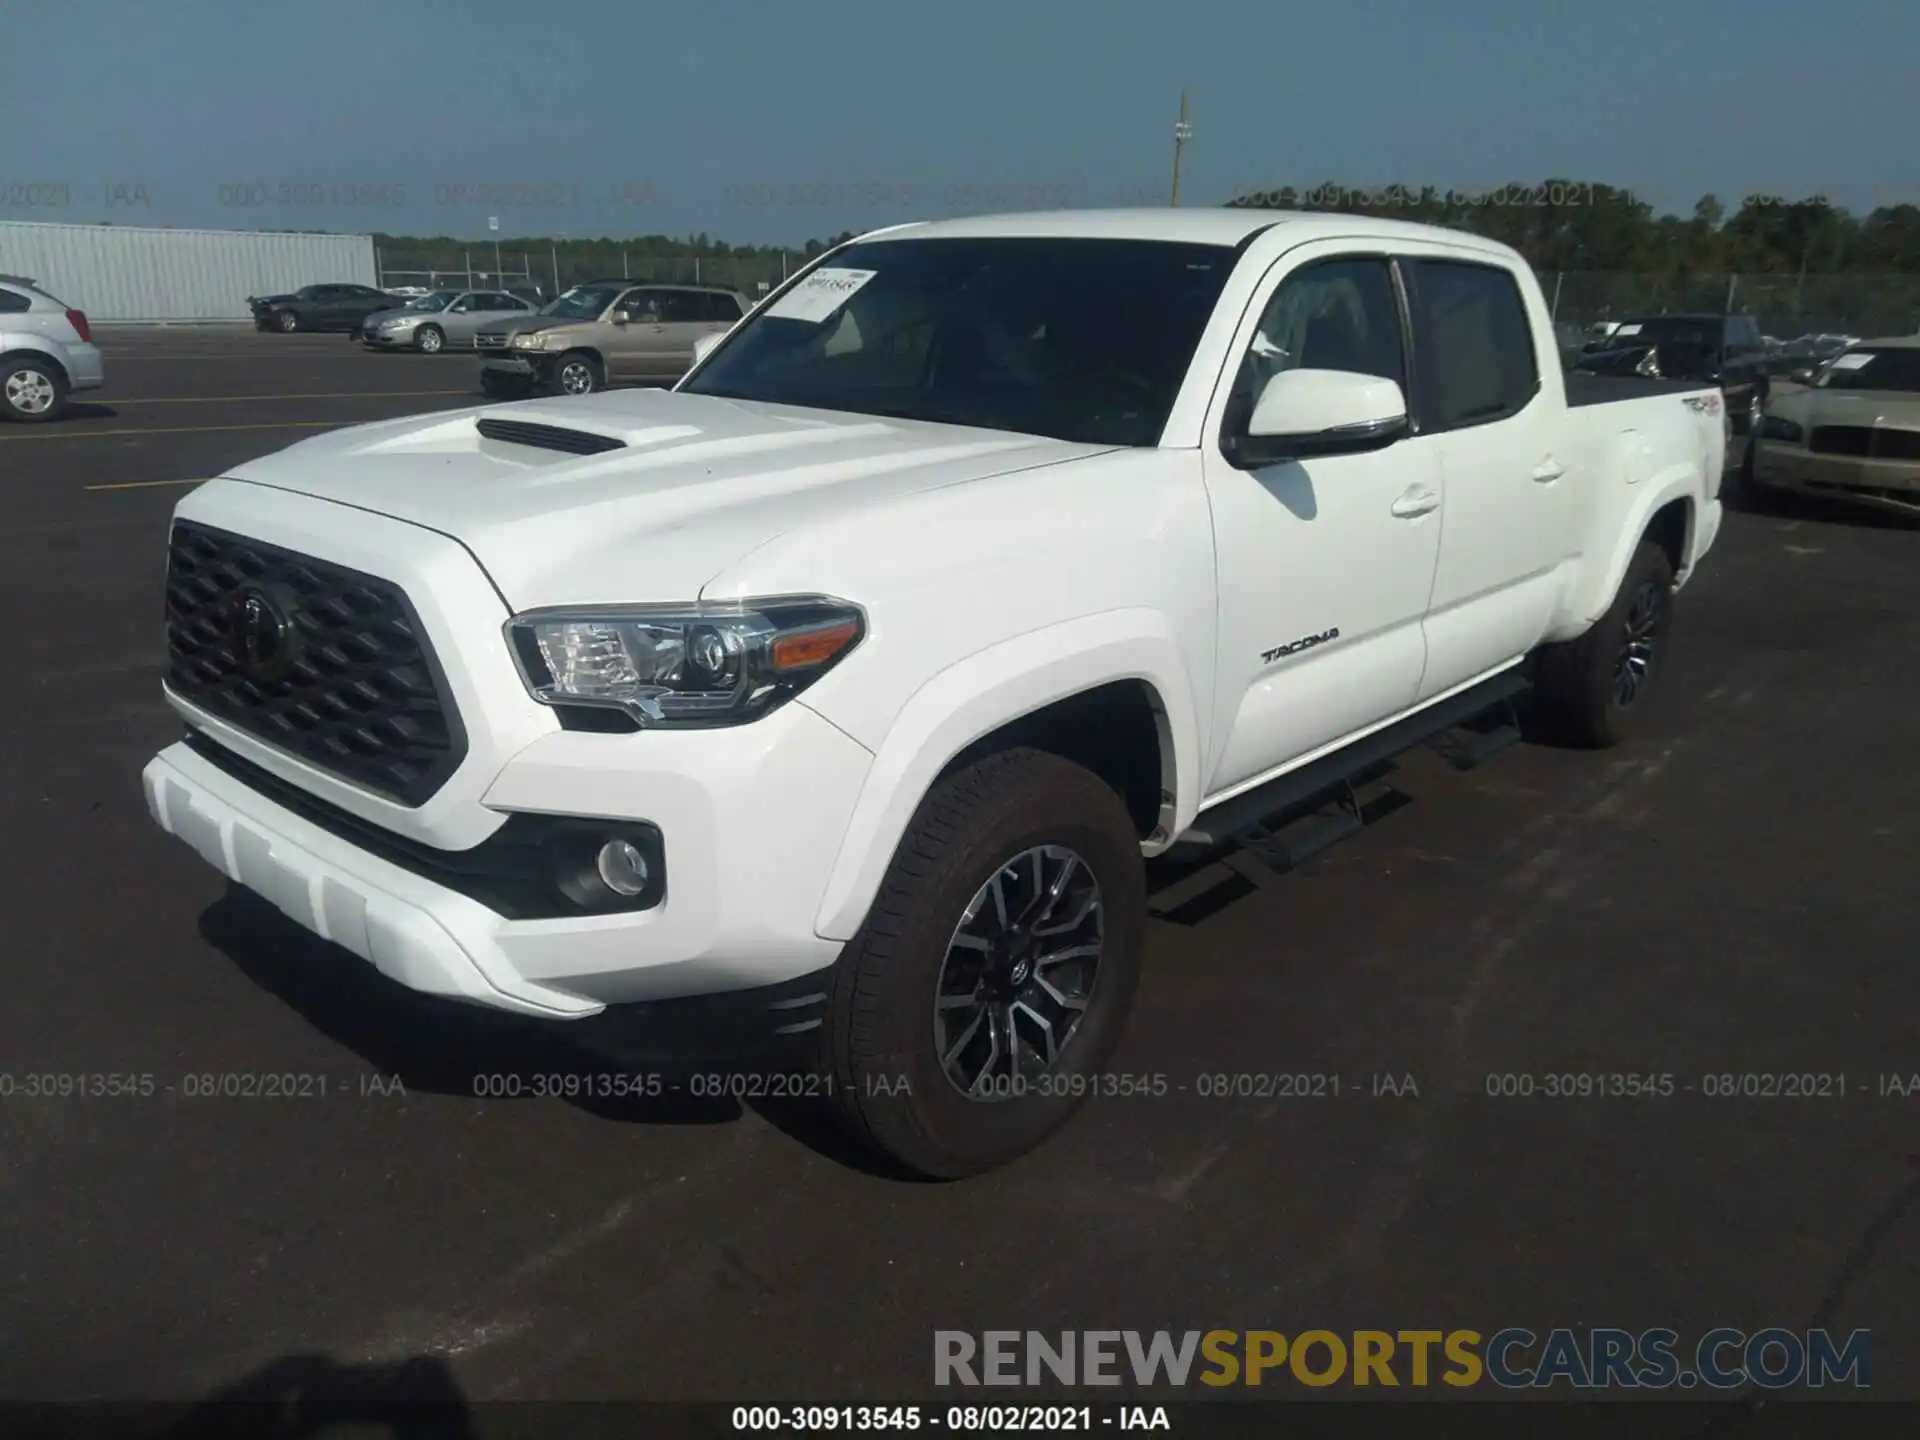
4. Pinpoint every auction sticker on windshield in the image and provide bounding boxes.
[767,267,878,323]
[1827,352,1873,370]
[1614,323,1643,335]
